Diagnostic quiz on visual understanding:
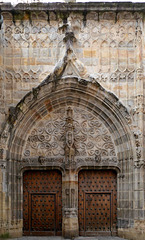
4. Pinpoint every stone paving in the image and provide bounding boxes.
[7,236,128,240]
